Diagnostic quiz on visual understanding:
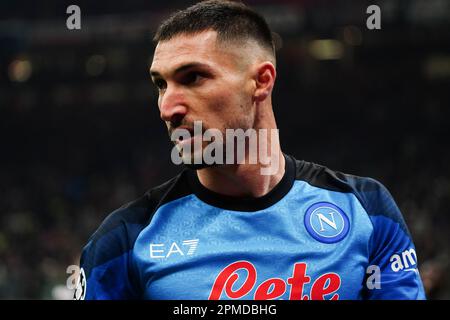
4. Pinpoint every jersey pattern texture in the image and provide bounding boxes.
[78,154,426,300]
